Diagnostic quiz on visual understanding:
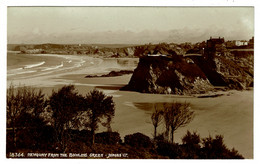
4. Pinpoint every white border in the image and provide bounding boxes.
[2,0,257,7]
[1,0,259,164]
